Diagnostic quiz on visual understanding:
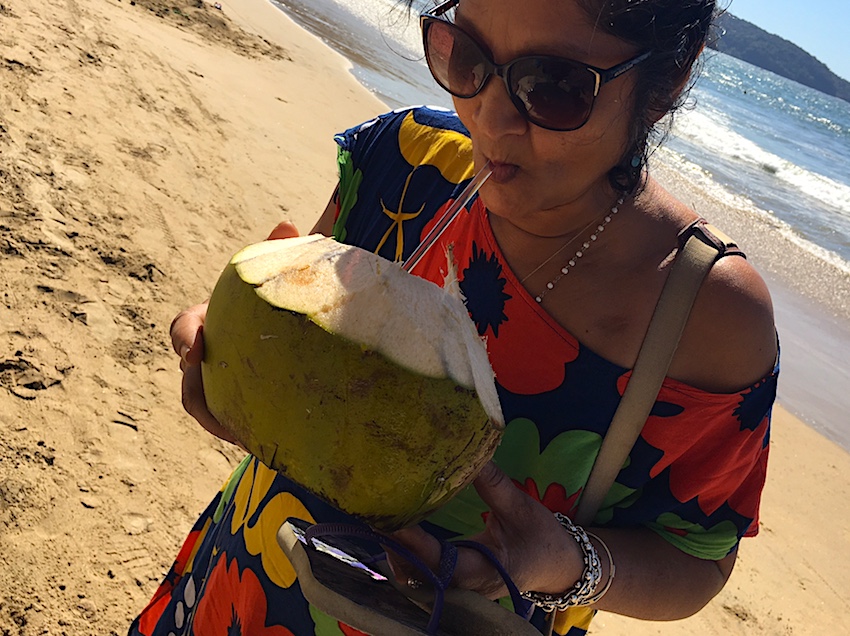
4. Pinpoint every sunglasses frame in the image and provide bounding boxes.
[420,0,652,131]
